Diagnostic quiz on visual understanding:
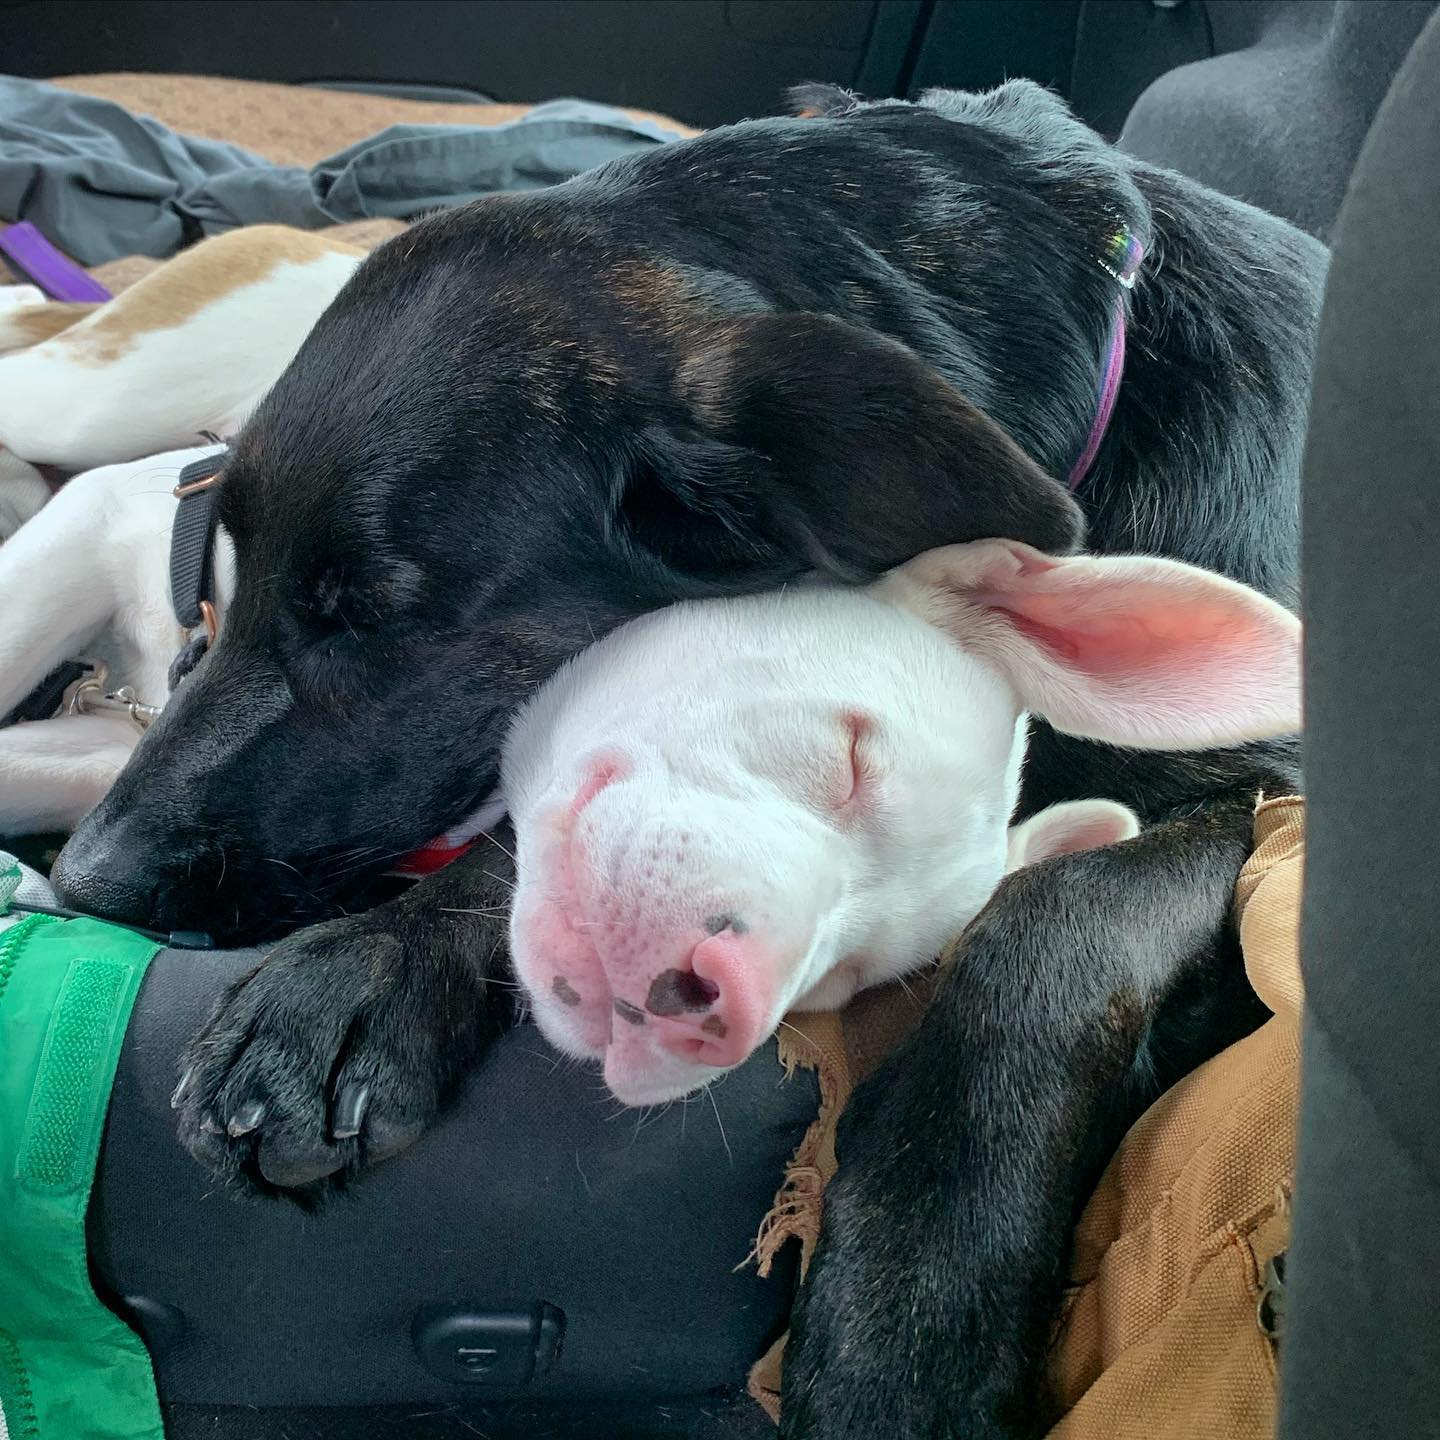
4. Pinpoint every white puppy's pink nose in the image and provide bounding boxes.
[639,925,768,1069]
[600,921,781,1101]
